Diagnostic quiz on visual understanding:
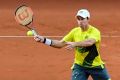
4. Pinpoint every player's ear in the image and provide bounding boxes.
[87,17,90,20]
